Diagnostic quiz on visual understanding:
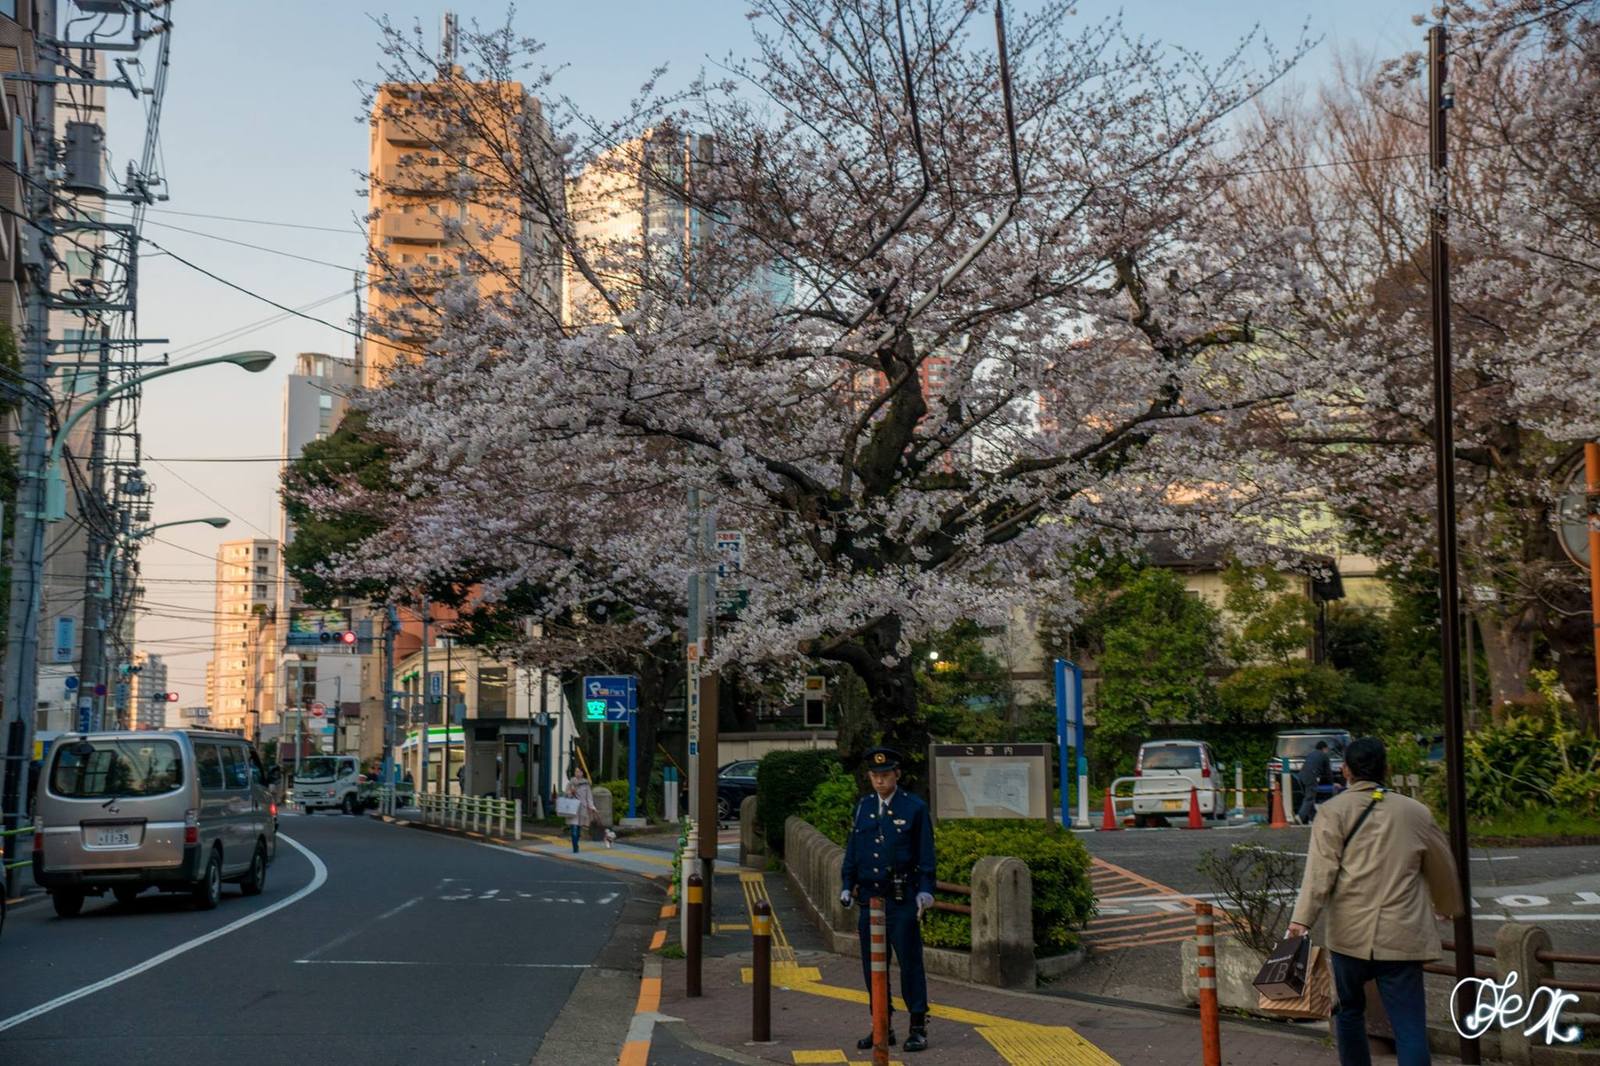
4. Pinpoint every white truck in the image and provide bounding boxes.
[292,755,364,814]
